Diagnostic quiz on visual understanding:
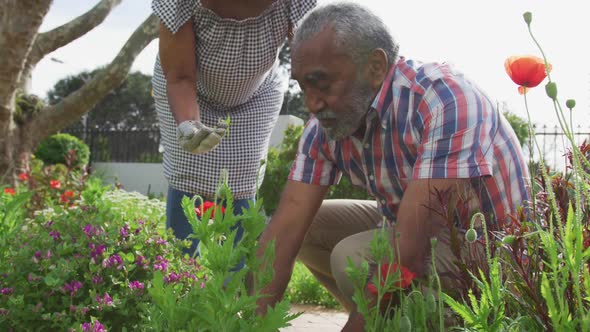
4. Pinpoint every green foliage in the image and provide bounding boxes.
[34,133,90,168]
[0,181,199,331]
[503,111,530,147]
[14,91,45,125]
[285,262,340,309]
[260,124,370,215]
[143,178,297,331]
[14,155,89,216]
[346,229,445,331]
[47,70,157,130]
